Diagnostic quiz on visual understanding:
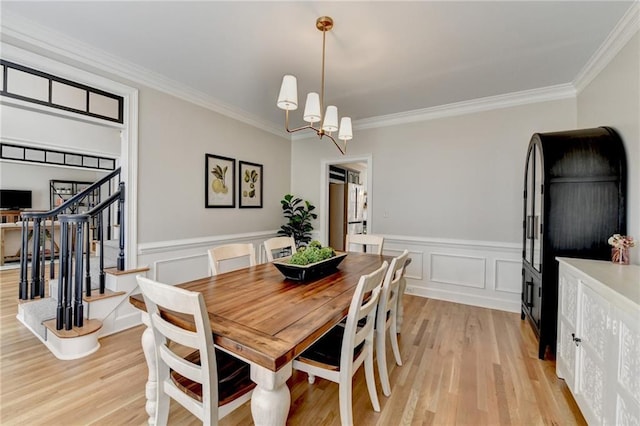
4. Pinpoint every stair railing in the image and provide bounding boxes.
[18,168,124,329]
